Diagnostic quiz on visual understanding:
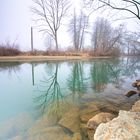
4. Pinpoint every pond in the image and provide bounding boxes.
[0,57,140,140]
